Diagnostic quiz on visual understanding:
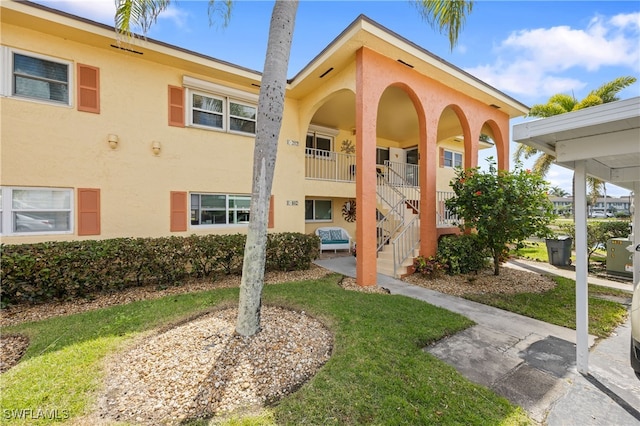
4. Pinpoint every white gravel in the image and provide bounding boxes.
[97,306,333,425]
